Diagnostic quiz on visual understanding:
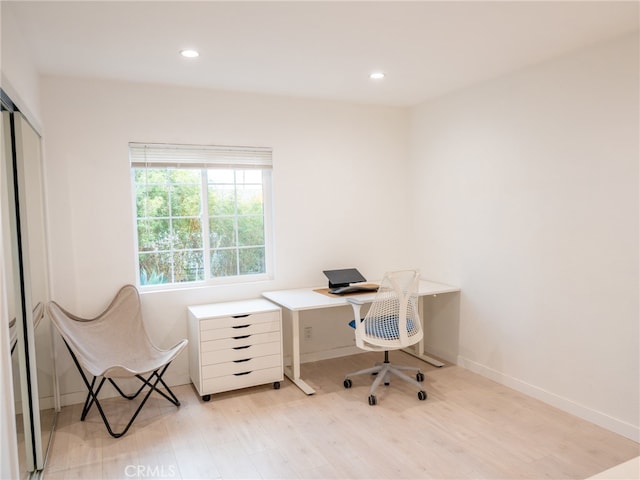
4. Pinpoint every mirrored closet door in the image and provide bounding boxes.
[2,92,55,477]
